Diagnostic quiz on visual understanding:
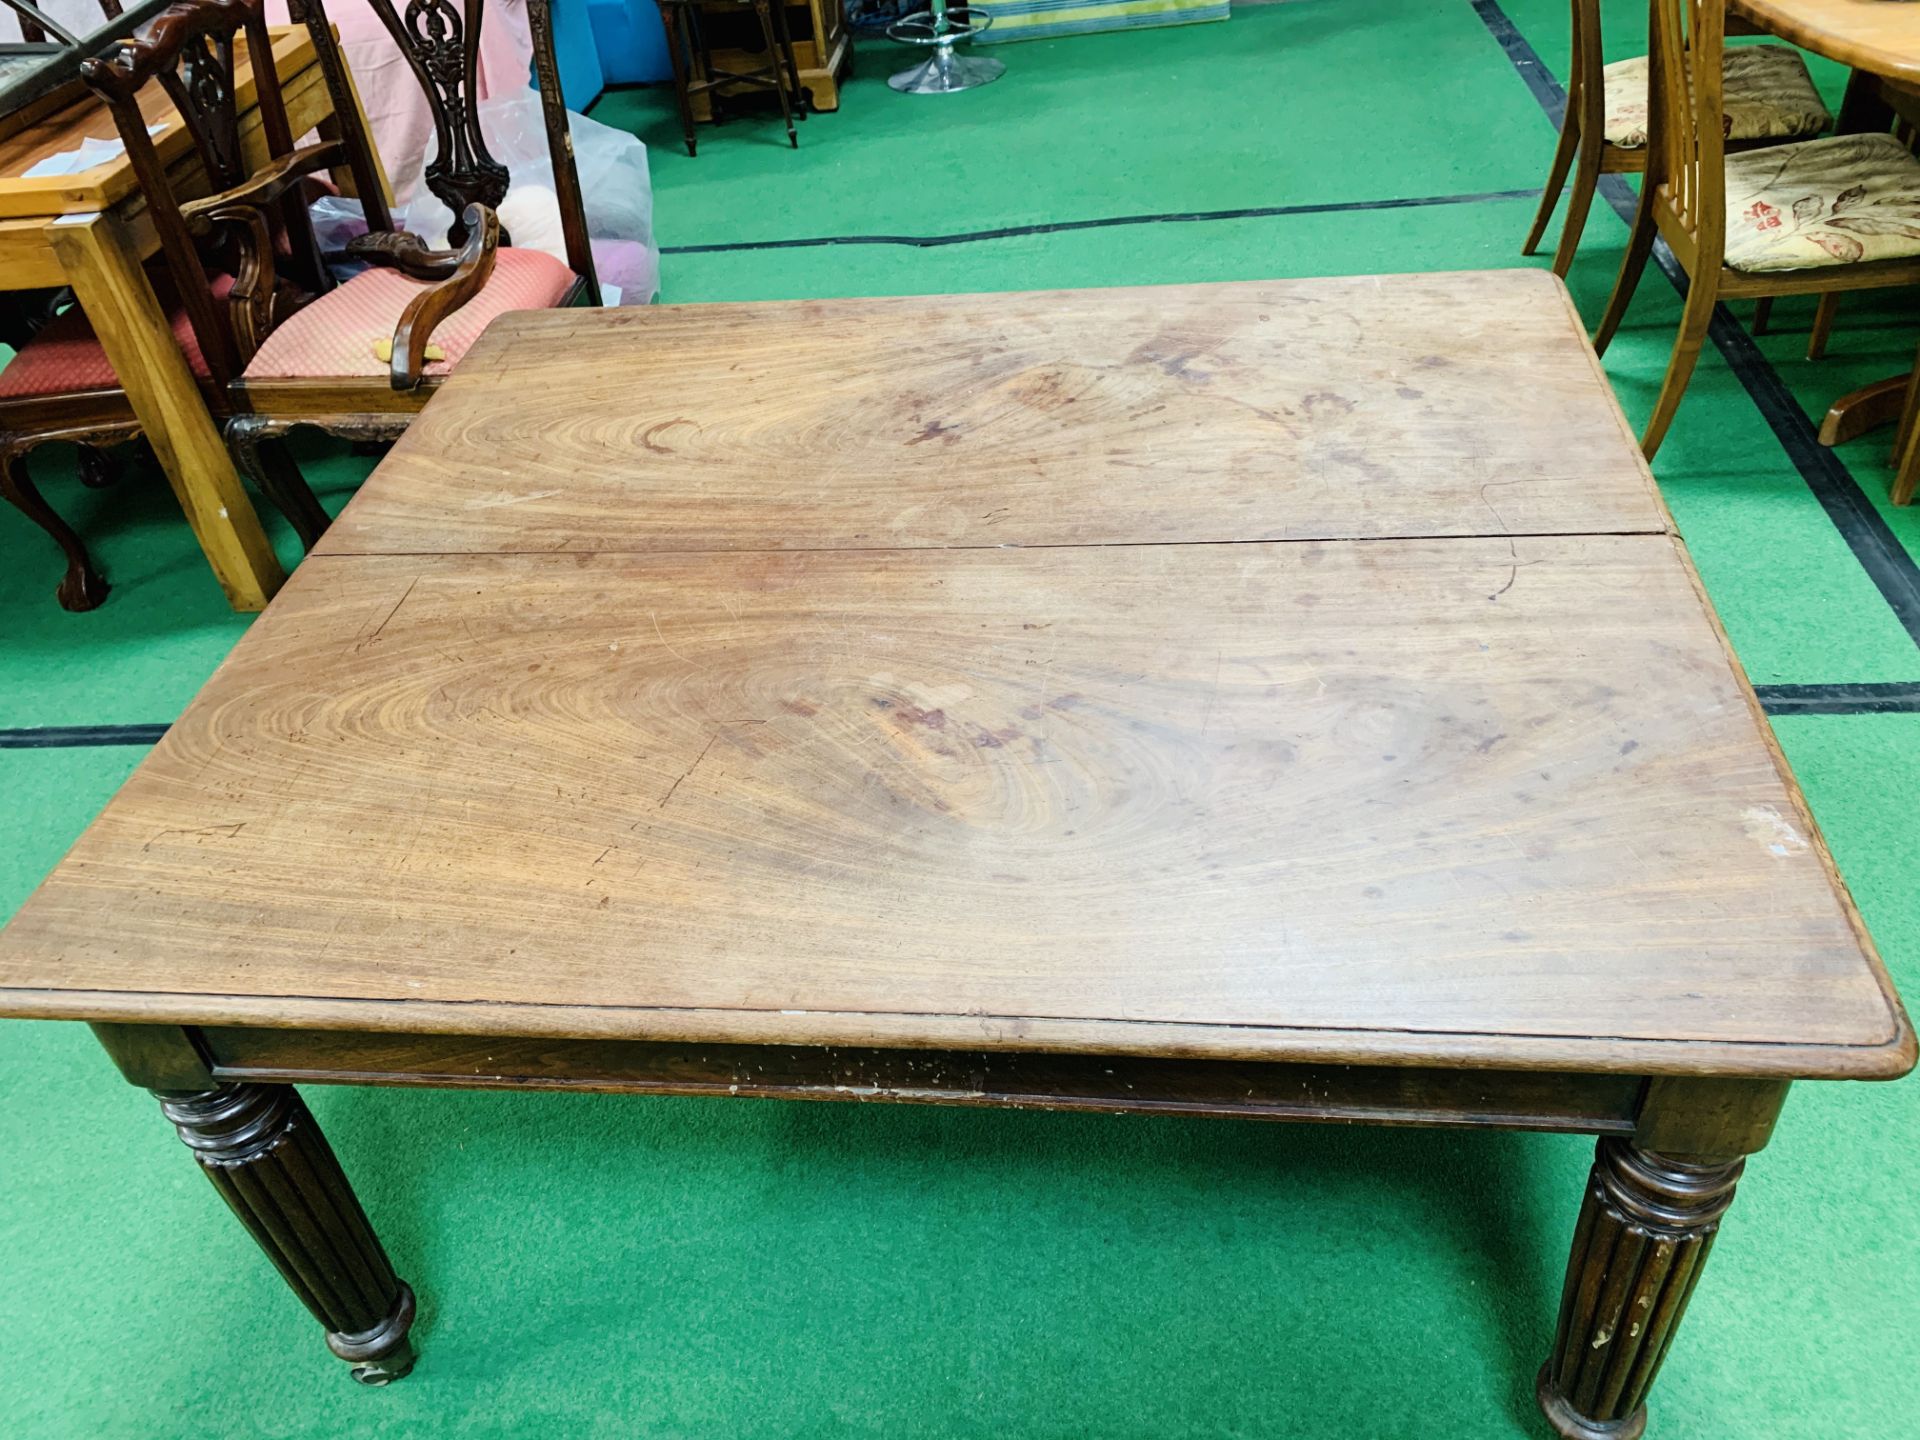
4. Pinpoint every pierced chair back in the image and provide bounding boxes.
[80,0,334,386]
[290,0,599,301]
